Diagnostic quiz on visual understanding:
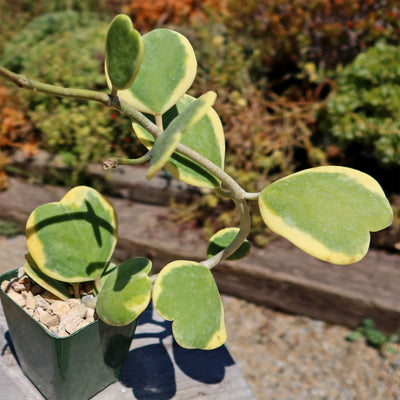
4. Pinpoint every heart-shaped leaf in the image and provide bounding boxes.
[146,91,217,180]
[258,166,393,264]
[207,228,251,261]
[24,253,70,301]
[105,14,143,90]
[116,28,197,115]
[26,186,118,282]
[133,94,225,188]
[153,260,226,350]
[96,257,152,326]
